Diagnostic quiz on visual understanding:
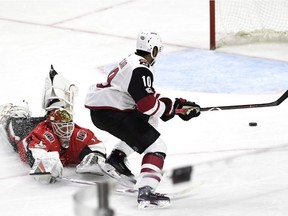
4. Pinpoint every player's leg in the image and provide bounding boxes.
[137,137,170,208]
[90,109,170,207]
[90,110,160,185]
